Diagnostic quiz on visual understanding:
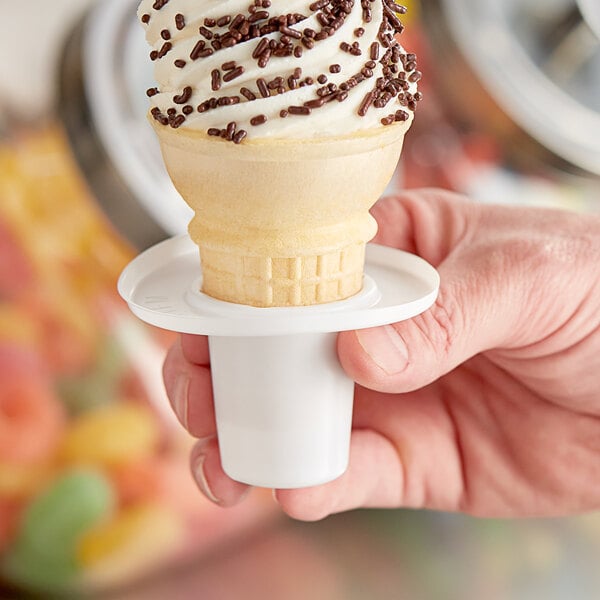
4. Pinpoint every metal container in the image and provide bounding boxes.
[58,0,191,249]
[421,0,600,177]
